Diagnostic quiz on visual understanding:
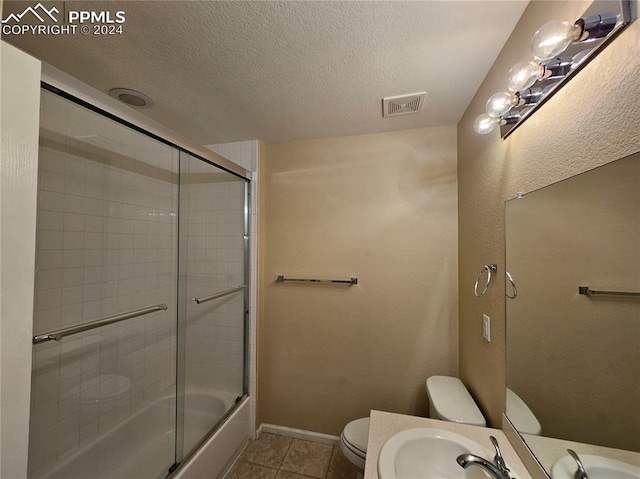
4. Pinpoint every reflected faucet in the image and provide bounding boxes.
[457,436,513,479]
[567,449,589,479]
